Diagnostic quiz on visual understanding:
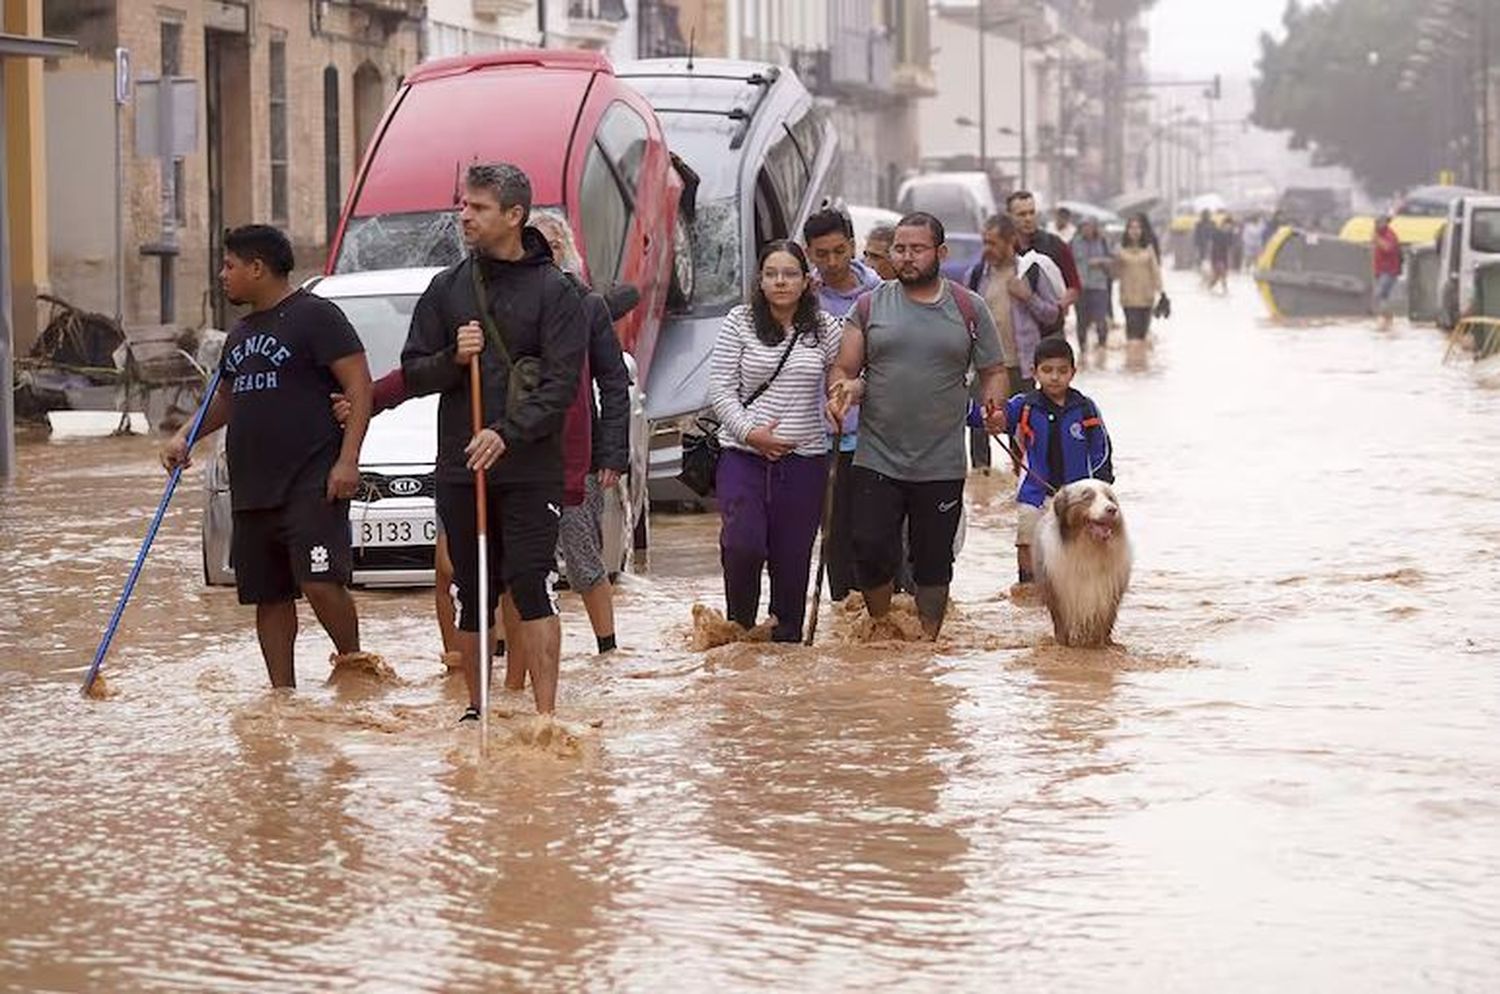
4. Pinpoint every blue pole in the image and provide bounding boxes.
[81,368,223,696]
